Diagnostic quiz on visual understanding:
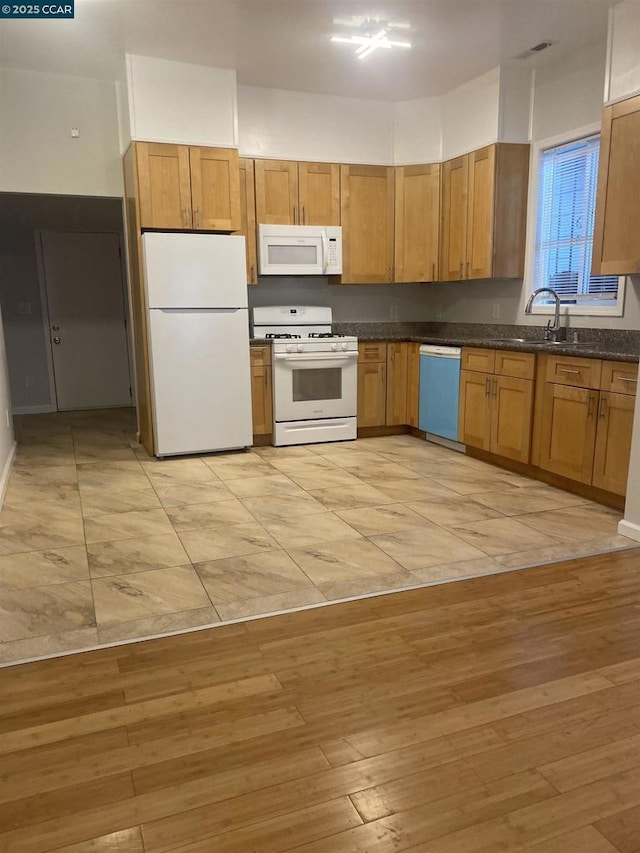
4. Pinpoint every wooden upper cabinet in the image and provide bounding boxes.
[467,146,496,280]
[298,162,340,225]
[189,147,241,231]
[340,164,395,284]
[395,164,440,283]
[440,156,468,282]
[440,143,529,281]
[136,142,192,230]
[255,160,299,225]
[593,94,640,275]
[237,158,258,285]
